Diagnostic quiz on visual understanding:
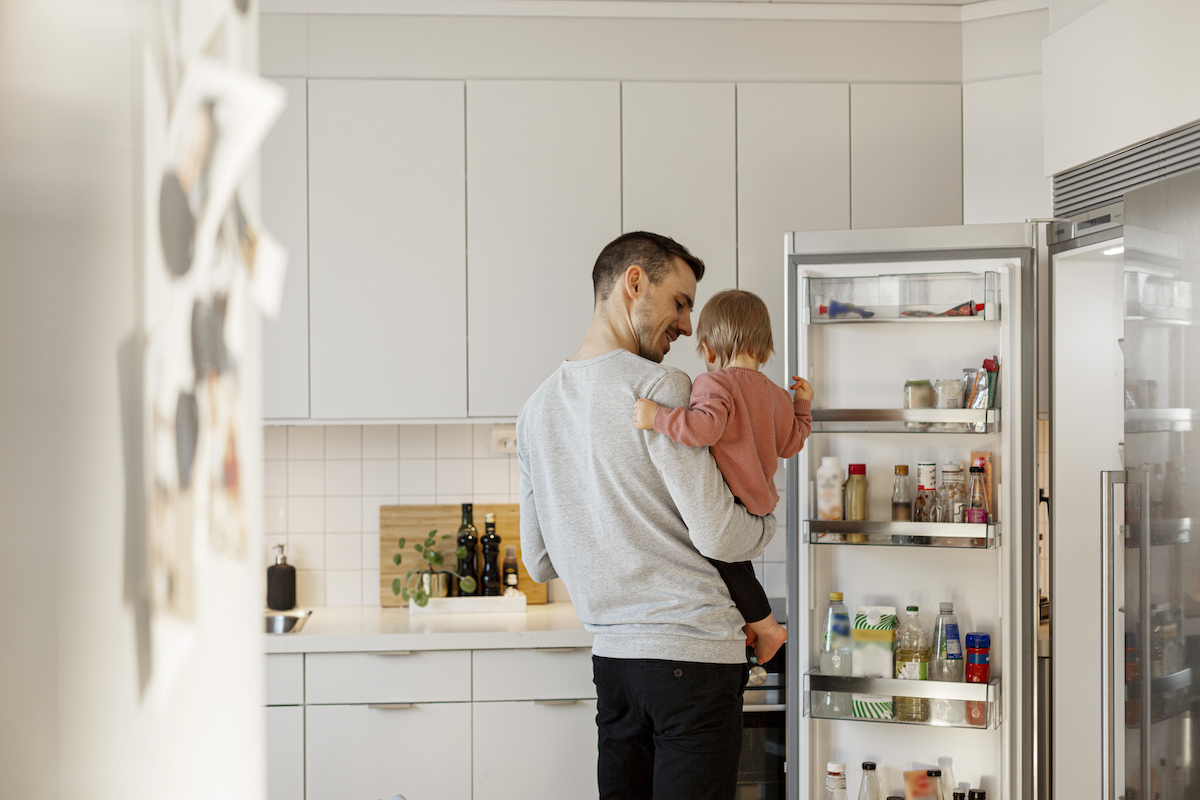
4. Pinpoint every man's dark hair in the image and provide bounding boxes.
[591,231,705,302]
